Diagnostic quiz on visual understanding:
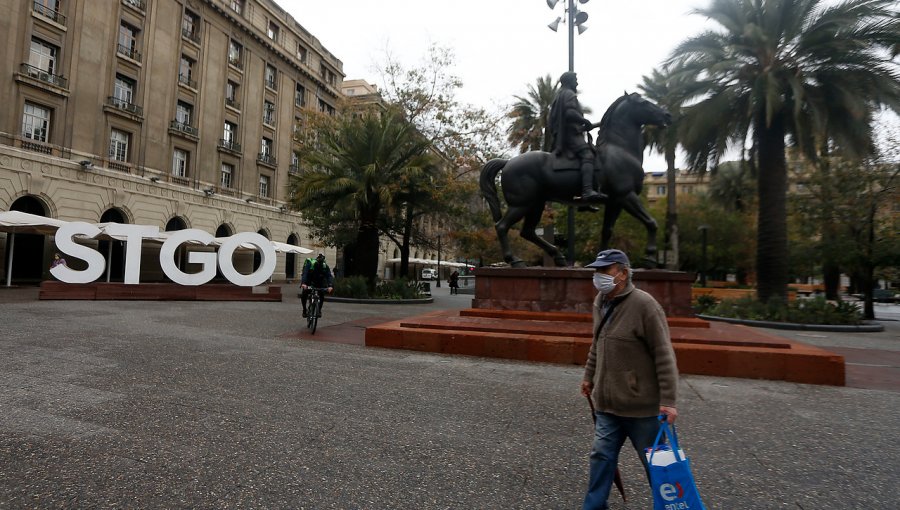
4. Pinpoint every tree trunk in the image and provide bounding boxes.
[399,201,413,278]
[665,145,679,270]
[755,114,789,303]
